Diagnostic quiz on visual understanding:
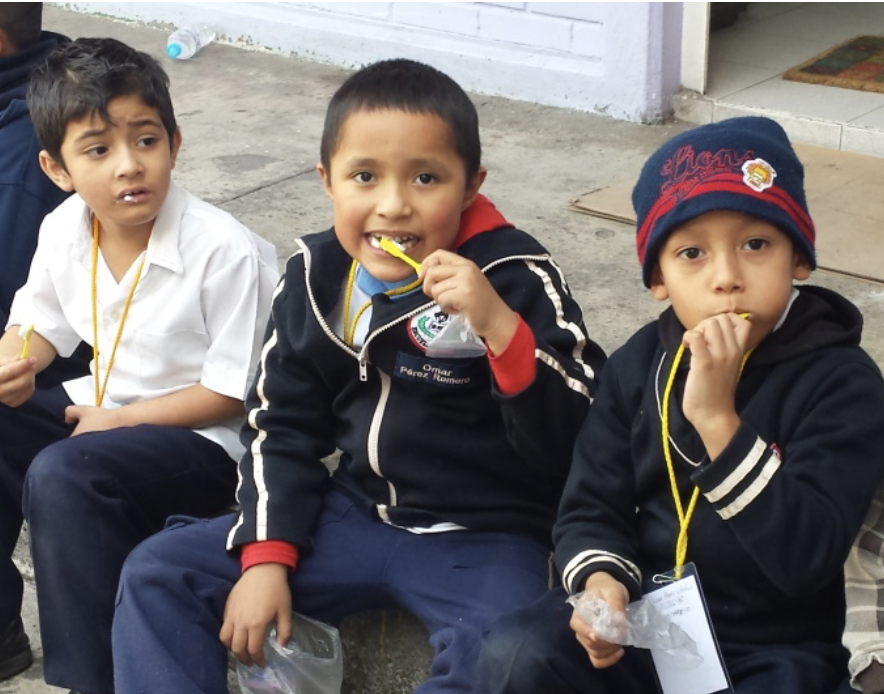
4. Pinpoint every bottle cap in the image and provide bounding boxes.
[166,43,182,58]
